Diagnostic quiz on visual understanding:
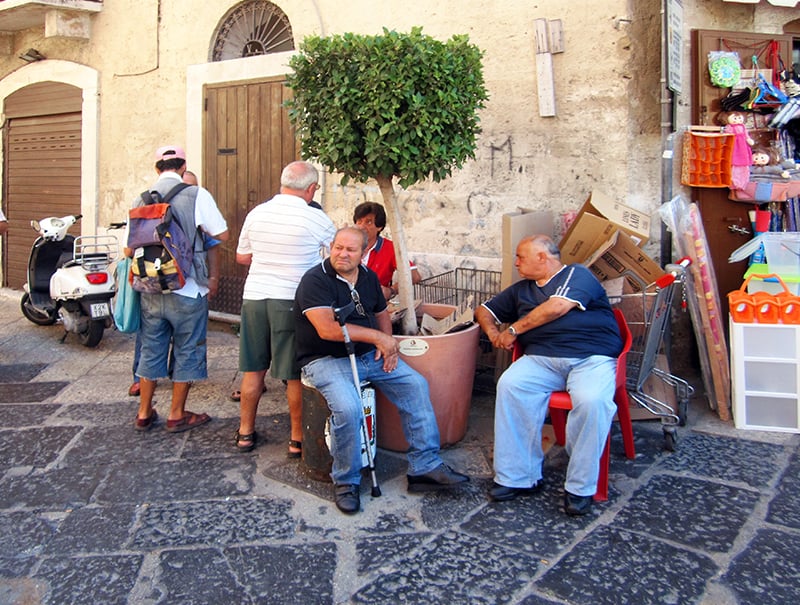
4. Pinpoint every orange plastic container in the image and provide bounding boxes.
[680,130,734,188]
[780,295,800,324]
[729,273,799,324]
[753,291,780,323]
[728,290,756,323]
